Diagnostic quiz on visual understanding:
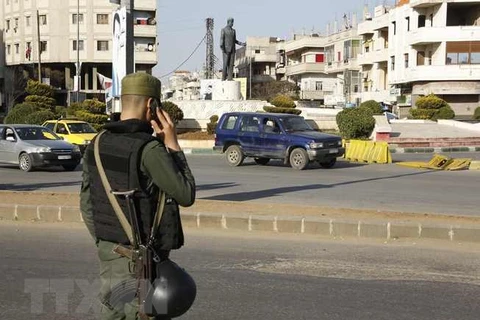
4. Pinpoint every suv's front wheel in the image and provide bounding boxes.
[289,148,309,170]
[225,145,244,167]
